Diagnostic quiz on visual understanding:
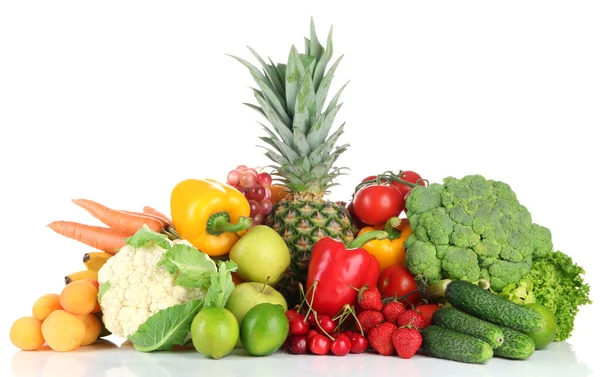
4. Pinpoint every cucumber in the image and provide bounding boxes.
[432,307,504,349]
[421,325,494,364]
[493,326,536,360]
[445,280,545,333]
